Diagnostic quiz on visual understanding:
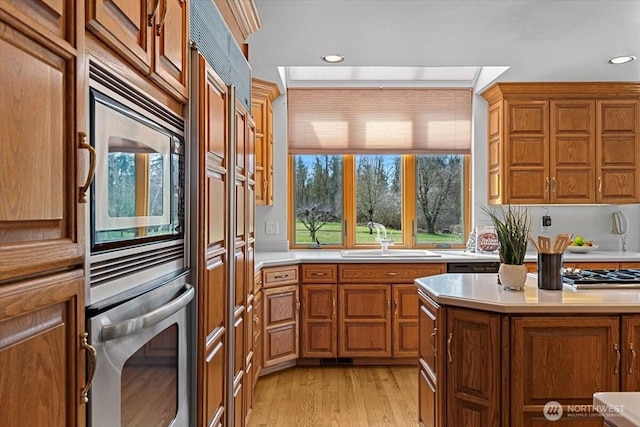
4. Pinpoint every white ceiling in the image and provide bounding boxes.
[247,0,640,93]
